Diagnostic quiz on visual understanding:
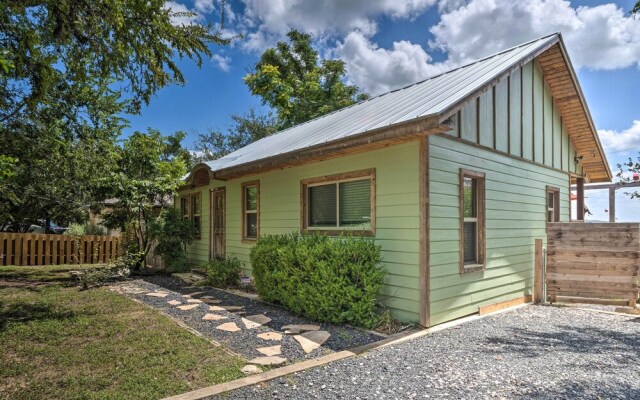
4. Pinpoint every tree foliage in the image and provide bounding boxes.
[244,30,368,129]
[97,130,188,269]
[192,109,278,163]
[617,154,640,200]
[633,1,640,16]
